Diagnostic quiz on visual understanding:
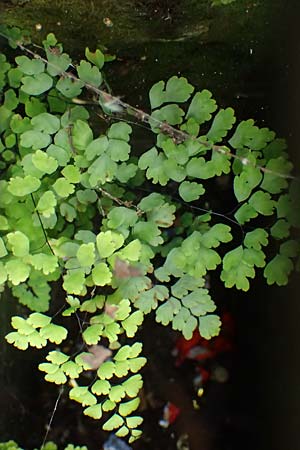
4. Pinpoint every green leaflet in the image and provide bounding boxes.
[6,231,29,257]
[249,191,276,216]
[32,150,58,174]
[21,130,51,149]
[234,164,262,202]
[92,263,112,286]
[151,105,185,126]
[63,270,85,295]
[264,254,293,286]
[56,77,84,98]
[229,119,275,150]
[76,242,95,267]
[179,181,205,202]
[5,259,31,285]
[206,107,236,142]
[0,238,8,258]
[1,36,299,442]
[37,191,57,217]
[77,60,102,87]
[84,403,103,419]
[138,147,169,185]
[69,386,97,406]
[8,175,41,196]
[220,245,264,291]
[149,76,194,109]
[199,315,221,339]
[21,72,53,95]
[45,49,71,76]
[72,120,93,151]
[96,230,124,258]
[31,112,60,134]
[186,89,217,124]
[85,47,105,69]
[16,55,45,75]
